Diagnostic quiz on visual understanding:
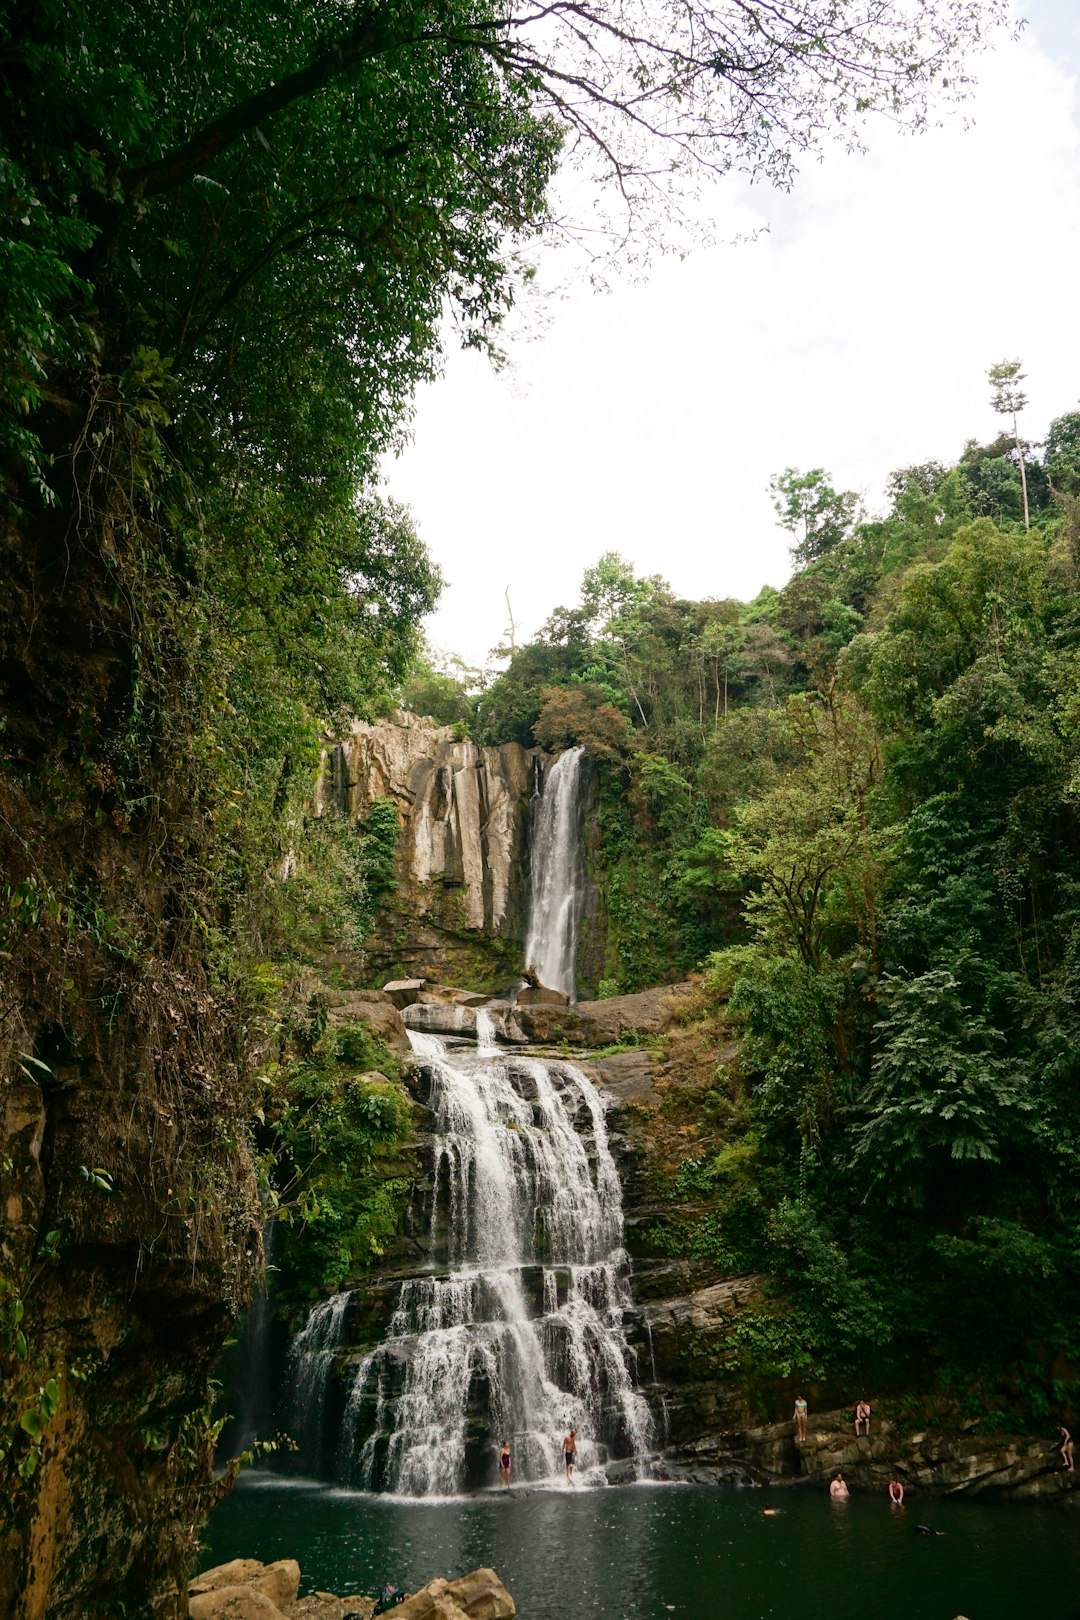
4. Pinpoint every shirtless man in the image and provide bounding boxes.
[888,1478,904,1506]
[792,1395,808,1443]
[855,1398,871,1437]
[830,1472,849,1500]
[563,1426,577,1482]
